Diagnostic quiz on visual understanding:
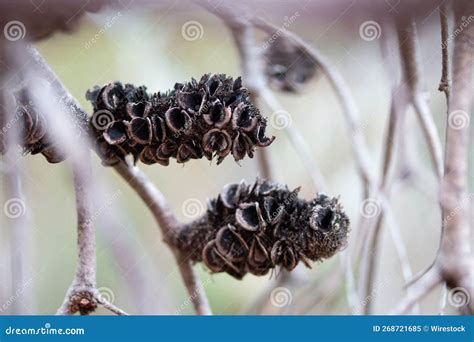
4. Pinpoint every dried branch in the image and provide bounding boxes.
[394,2,474,314]
[21,46,212,315]
[0,75,35,314]
[56,152,128,315]
[438,4,451,101]
[114,162,212,315]
[397,20,444,180]
[438,1,474,313]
